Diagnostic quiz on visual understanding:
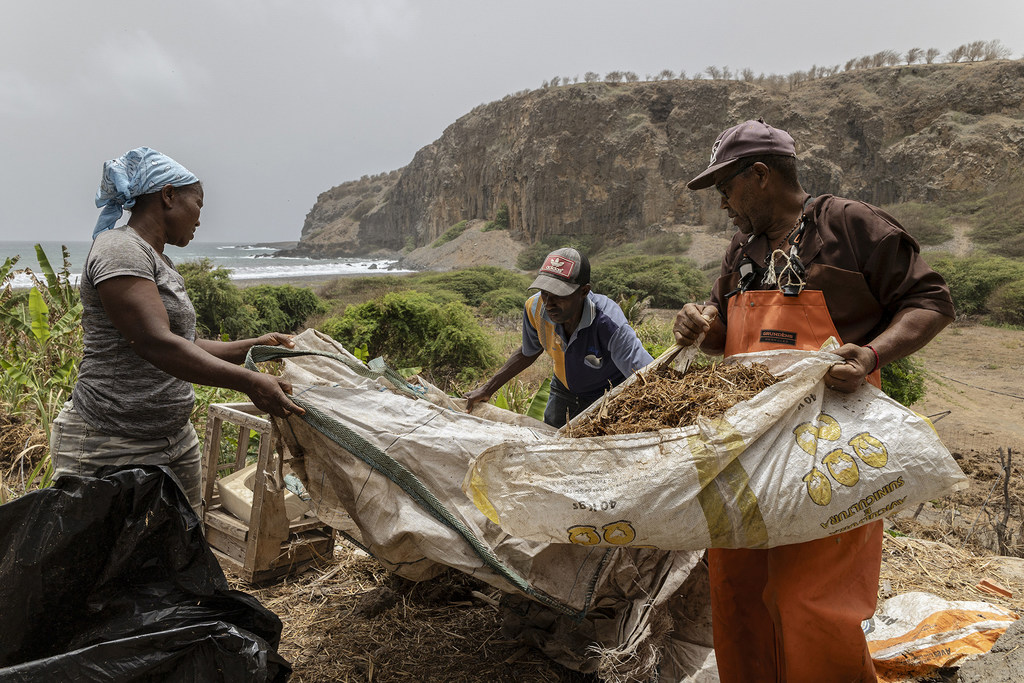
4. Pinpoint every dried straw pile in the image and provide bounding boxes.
[238,542,594,683]
[229,534,1024,682]
[568,362,778,437]
[879,534,1024,612]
